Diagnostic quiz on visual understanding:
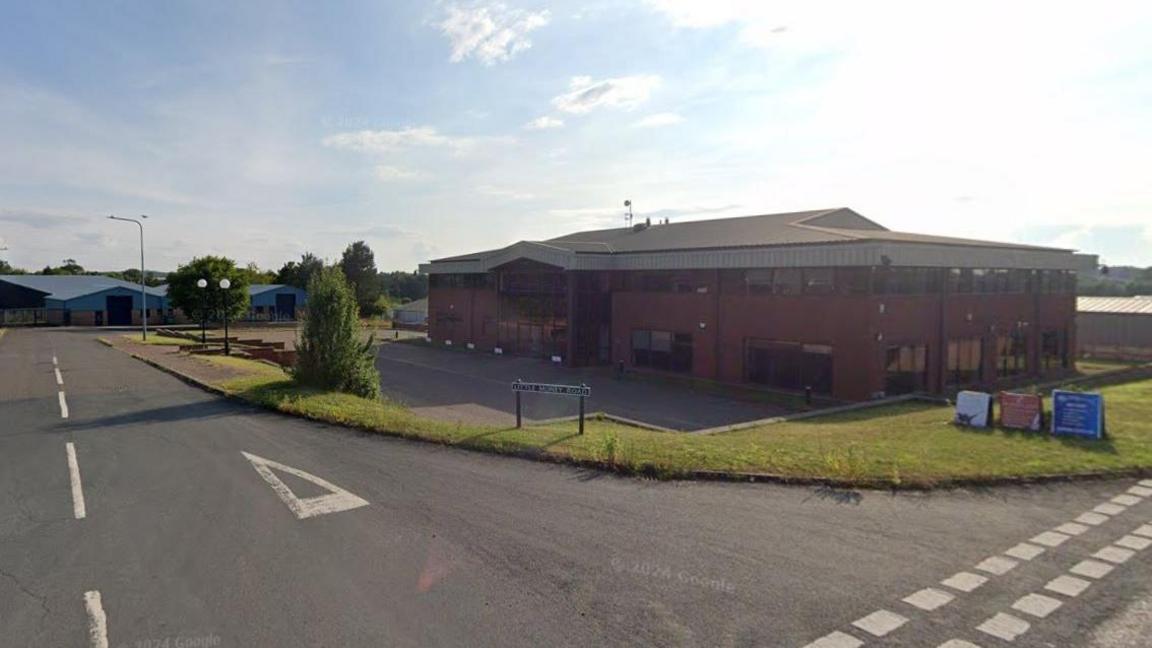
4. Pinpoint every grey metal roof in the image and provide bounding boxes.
[0,275,167,301]
[430,208,1067,264]
[1078,296,1152,315]
[248,284,294,296]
